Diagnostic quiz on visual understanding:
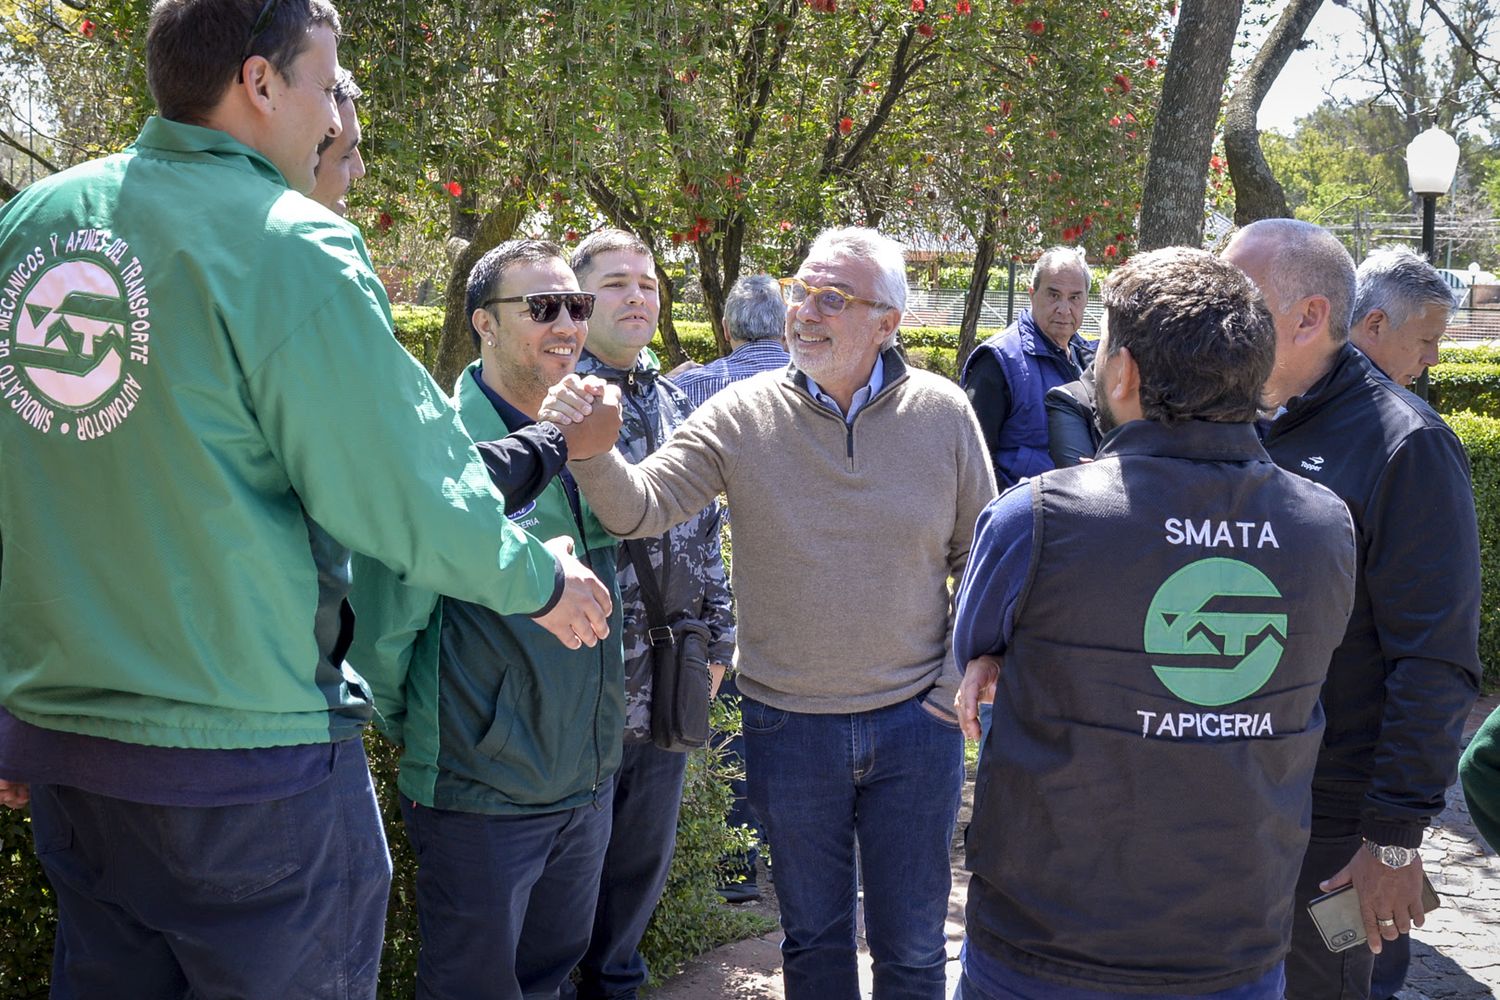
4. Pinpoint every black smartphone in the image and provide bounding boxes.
[1306,874,1442,953]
